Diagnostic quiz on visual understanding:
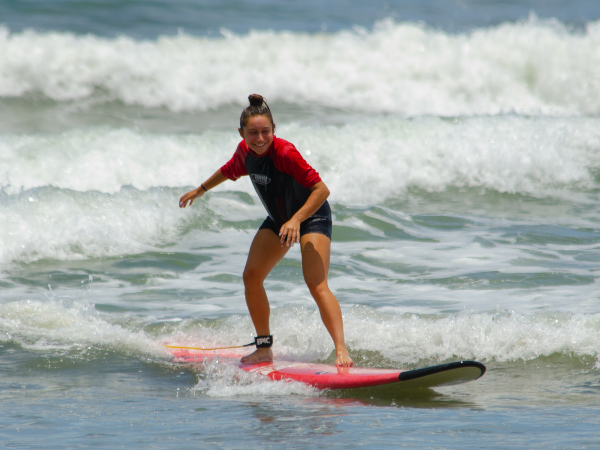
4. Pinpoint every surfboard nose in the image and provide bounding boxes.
[398,361,486,387]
